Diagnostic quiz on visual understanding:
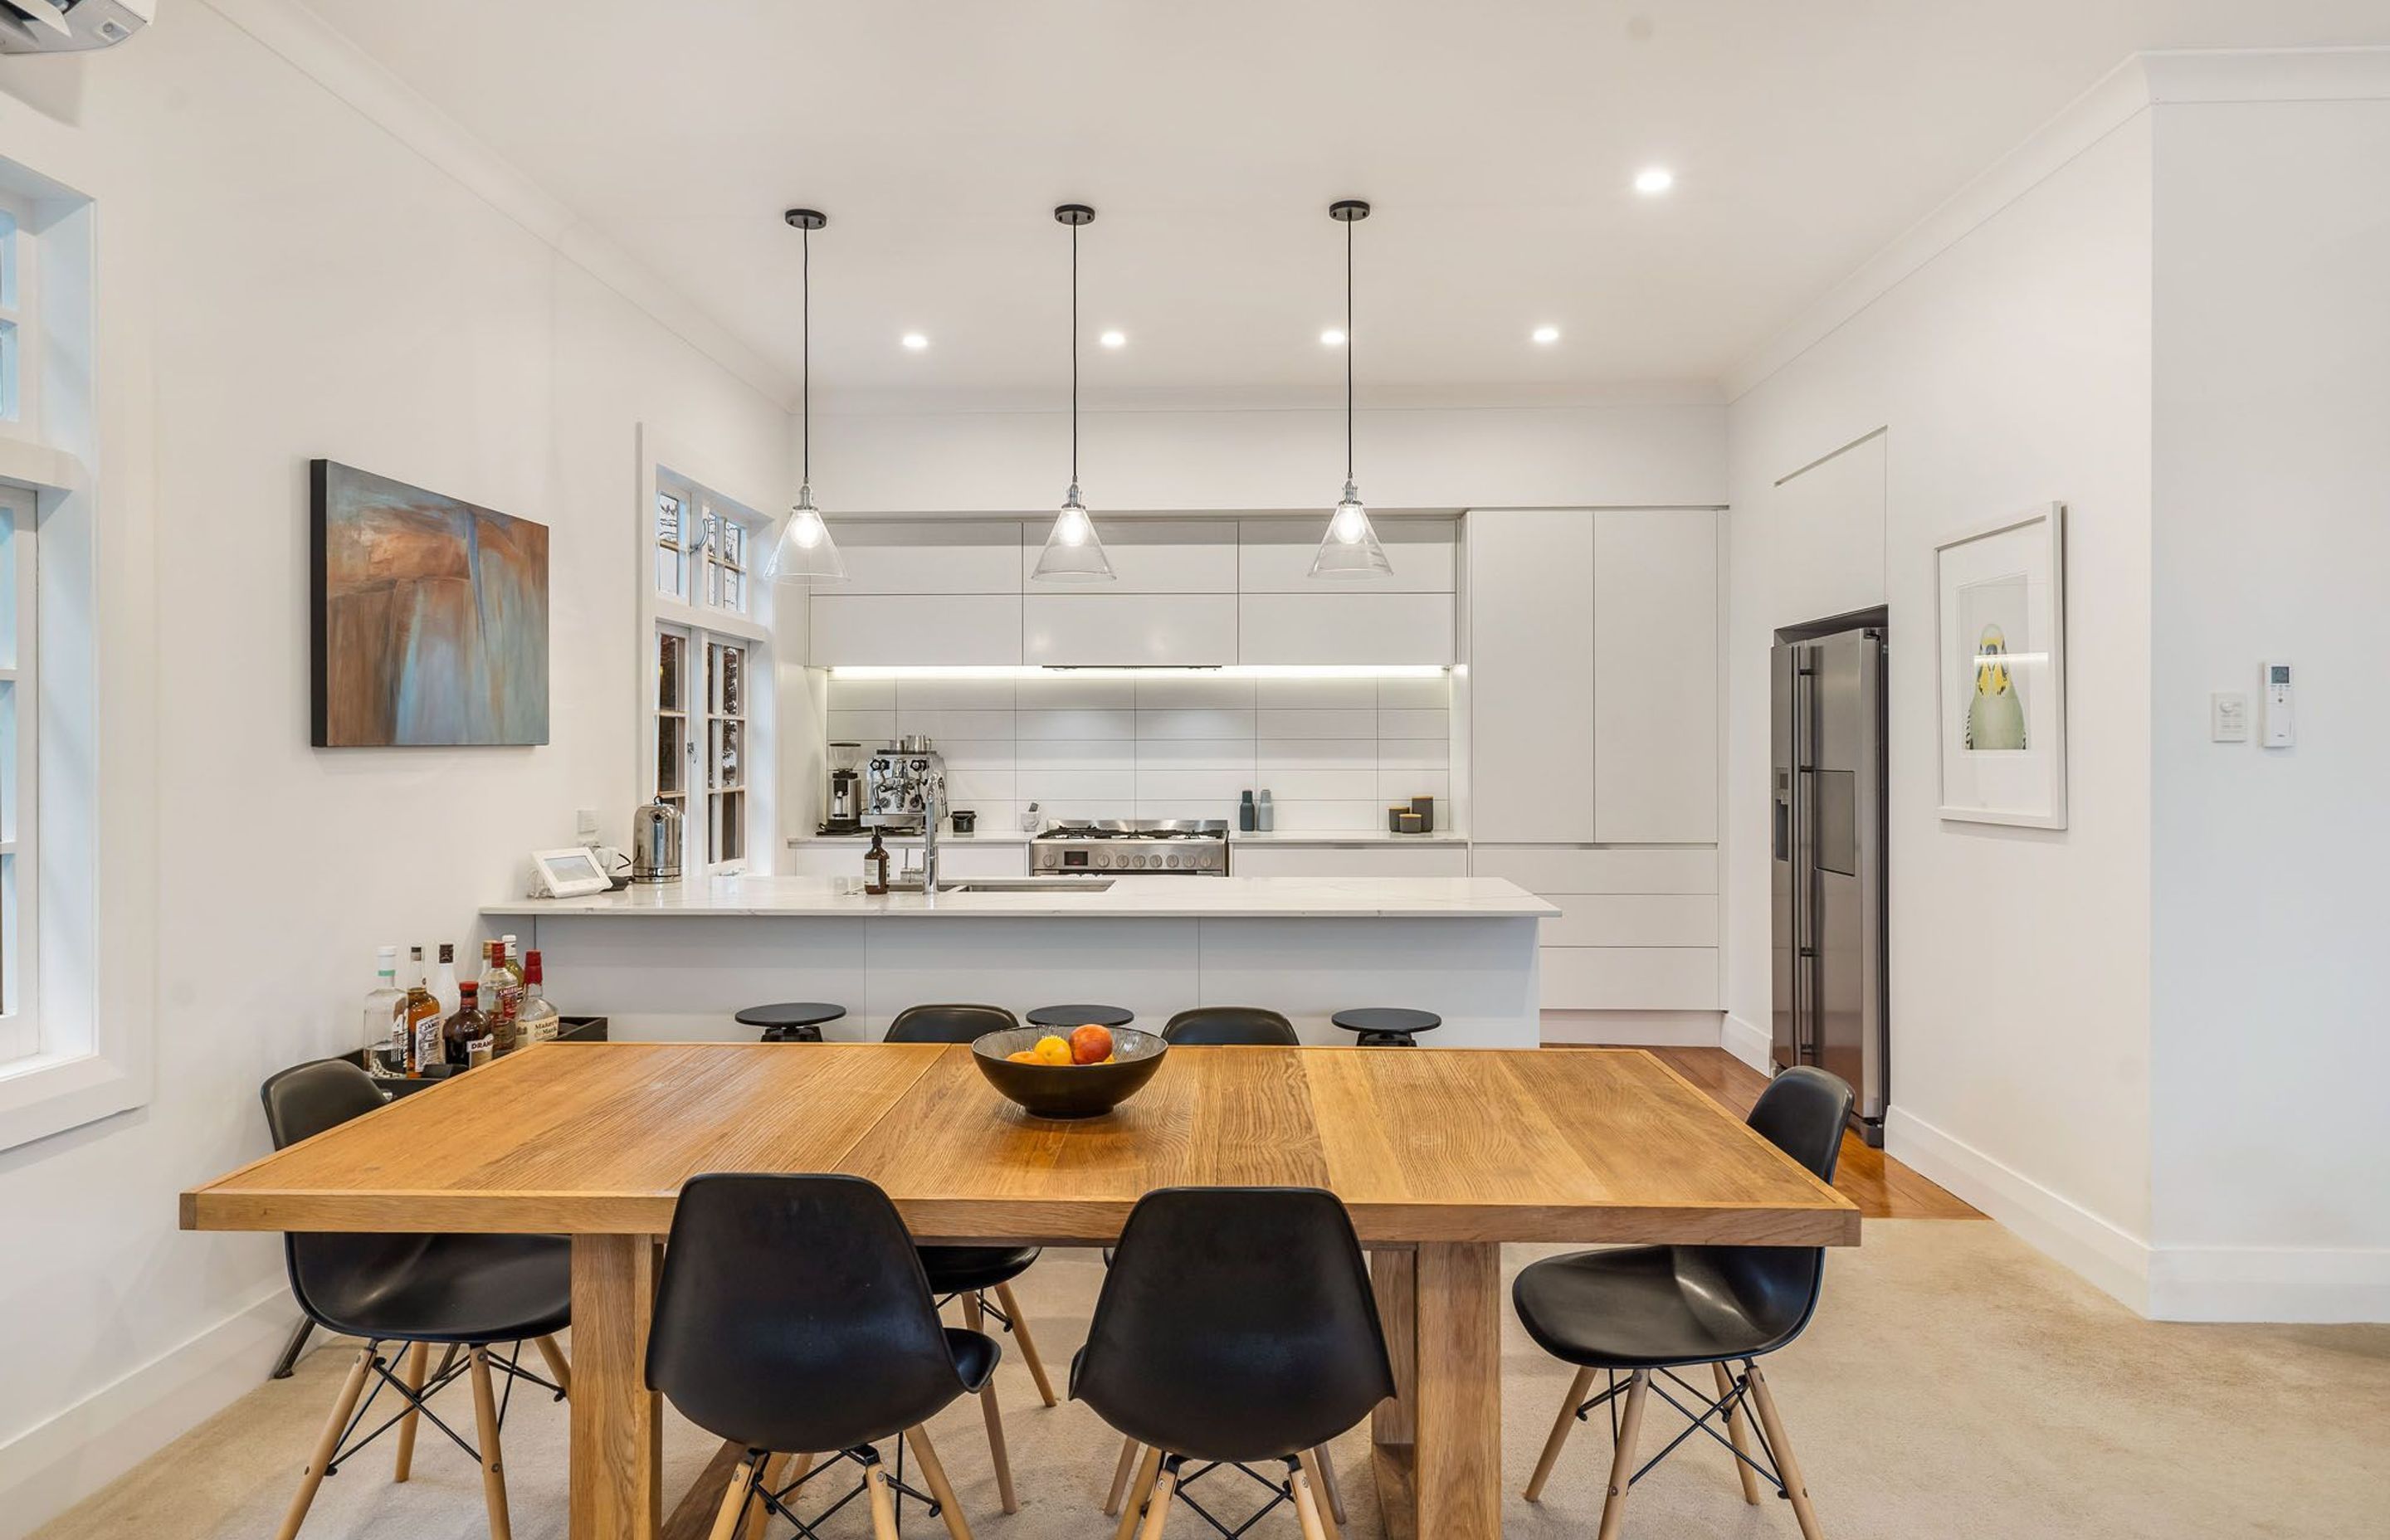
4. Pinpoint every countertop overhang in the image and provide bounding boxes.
[484,874,1557,921]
